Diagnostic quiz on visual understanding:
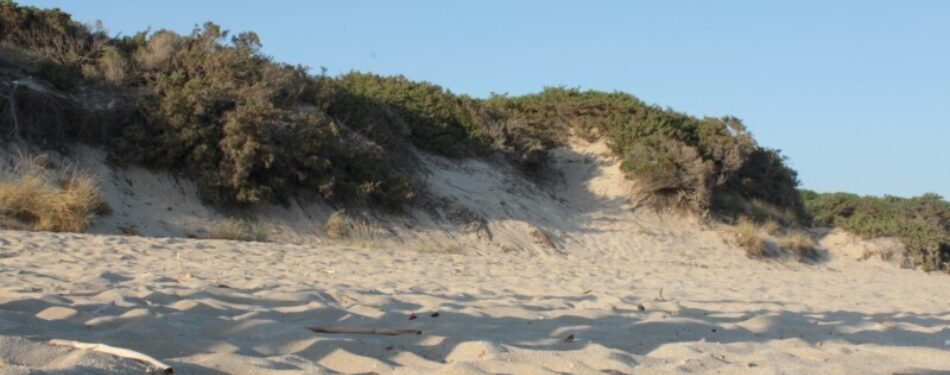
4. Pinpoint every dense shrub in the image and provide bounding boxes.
[106,25,414,207]
[802,190,950,271]
[0,1,105,66]
[330,73,492,157]
[0,1,807,221]
[497,88,804,219]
